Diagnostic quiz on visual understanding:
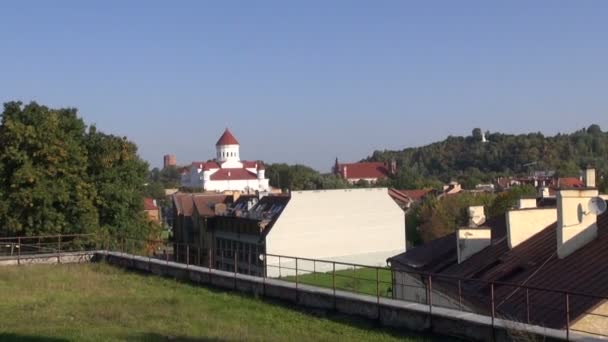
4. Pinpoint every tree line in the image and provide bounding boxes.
[0,101,158,242]
[368,125,608,190]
